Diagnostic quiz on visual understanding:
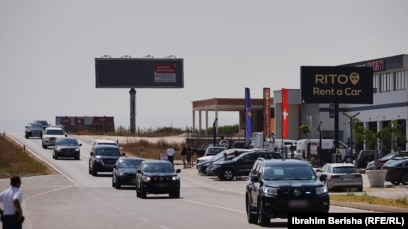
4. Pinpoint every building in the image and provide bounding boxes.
[192,54,408,152]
